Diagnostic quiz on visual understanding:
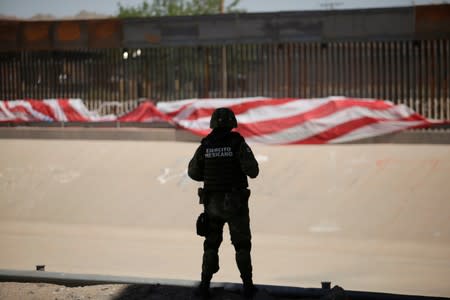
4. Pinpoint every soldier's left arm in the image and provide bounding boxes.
[188,145,205,181]
[239,141,259,179]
